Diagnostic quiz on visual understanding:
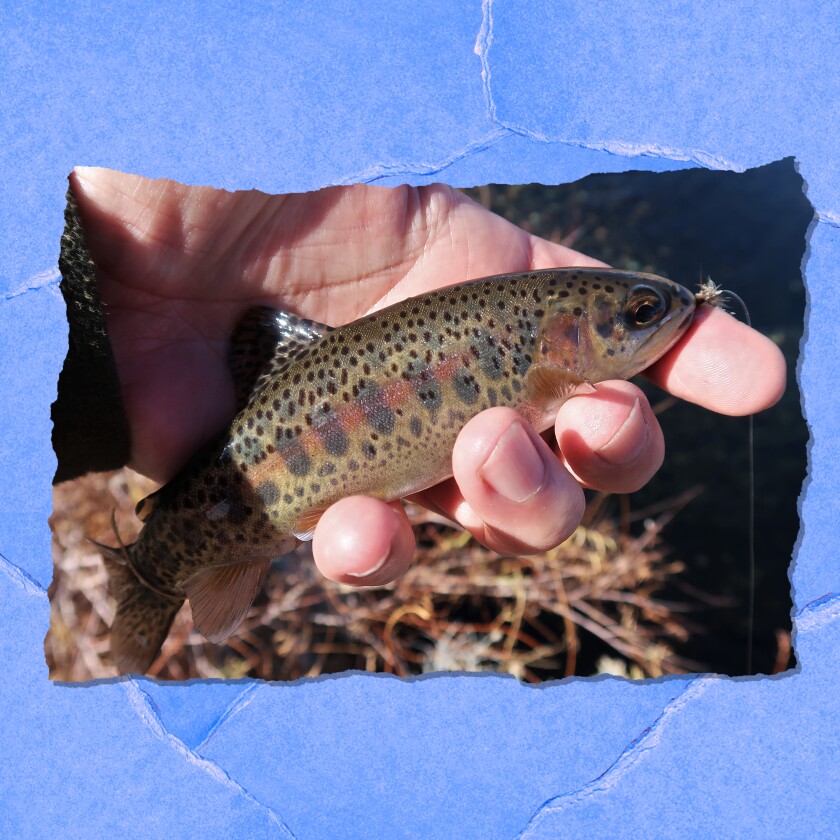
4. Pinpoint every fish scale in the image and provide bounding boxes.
[100,267,697,673]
